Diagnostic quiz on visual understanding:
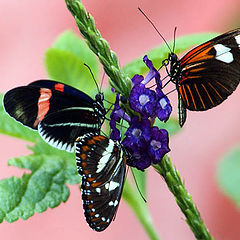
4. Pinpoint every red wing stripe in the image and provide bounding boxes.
[186,84,197,110]
[194,84,206,109]
[180,42,213,66]
[181,85,190,107]
[54,83,65,92]
[207,82,223,100]
[215,81,231,93]
[33,88,52,127]
[201,84,214,106]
